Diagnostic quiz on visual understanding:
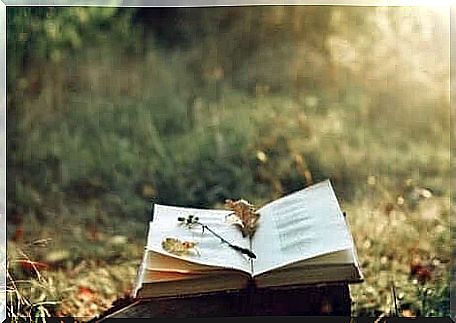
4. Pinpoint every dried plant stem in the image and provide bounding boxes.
[7,268,31,319]
[178,216,256,259]
[17,248,42,281]
[195,221,257,259]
